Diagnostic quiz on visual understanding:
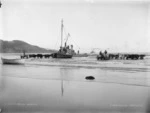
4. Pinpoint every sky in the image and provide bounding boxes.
[0,0,150,53]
